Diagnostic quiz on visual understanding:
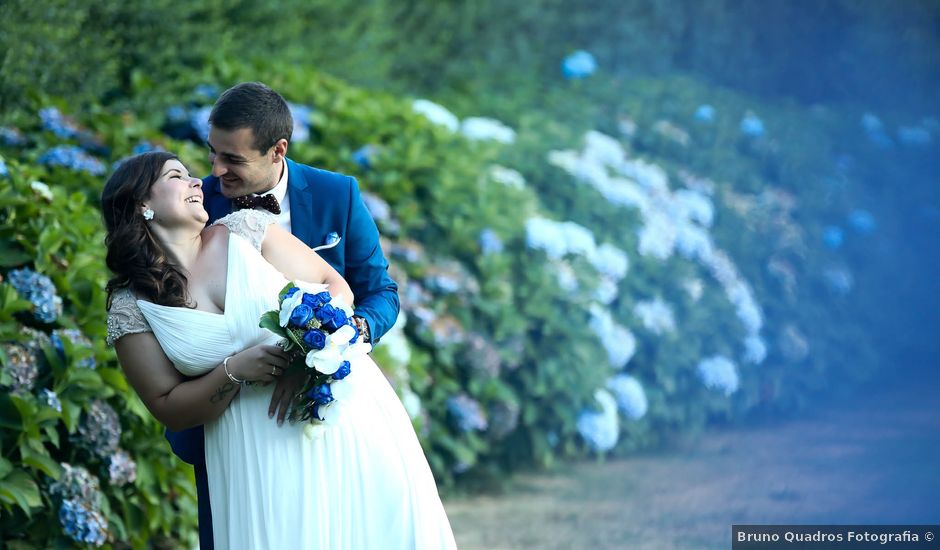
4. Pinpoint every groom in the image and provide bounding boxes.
[167,82,400,549]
